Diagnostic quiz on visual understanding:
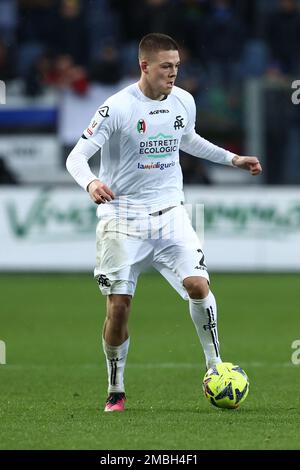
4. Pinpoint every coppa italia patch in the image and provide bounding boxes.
[137,119,146,134]
[83,105,110,138]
